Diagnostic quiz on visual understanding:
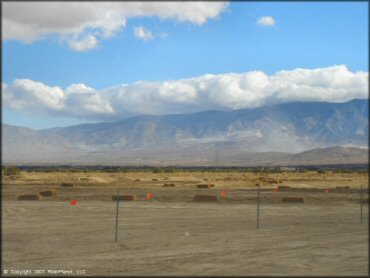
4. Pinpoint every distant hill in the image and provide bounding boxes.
[2,99,368,166]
